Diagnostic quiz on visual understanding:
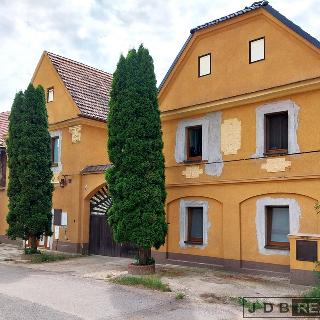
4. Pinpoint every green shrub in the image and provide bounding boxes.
[237,297,264,312]
[30,252,75,264]
[24,247,40,255]
[175,292,185,300]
